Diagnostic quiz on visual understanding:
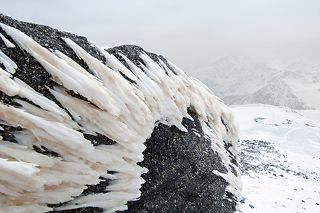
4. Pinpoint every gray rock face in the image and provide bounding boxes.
[0,14,239,212]
[125,109,236,213]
